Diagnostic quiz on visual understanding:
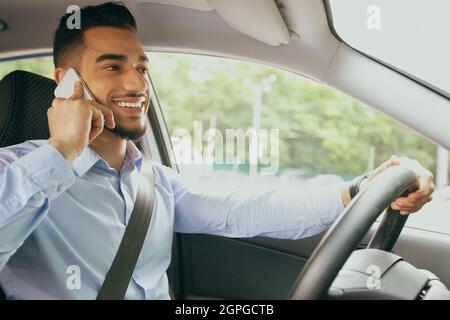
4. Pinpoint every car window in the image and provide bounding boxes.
[327,0,450,97]
[148,52,450,234]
